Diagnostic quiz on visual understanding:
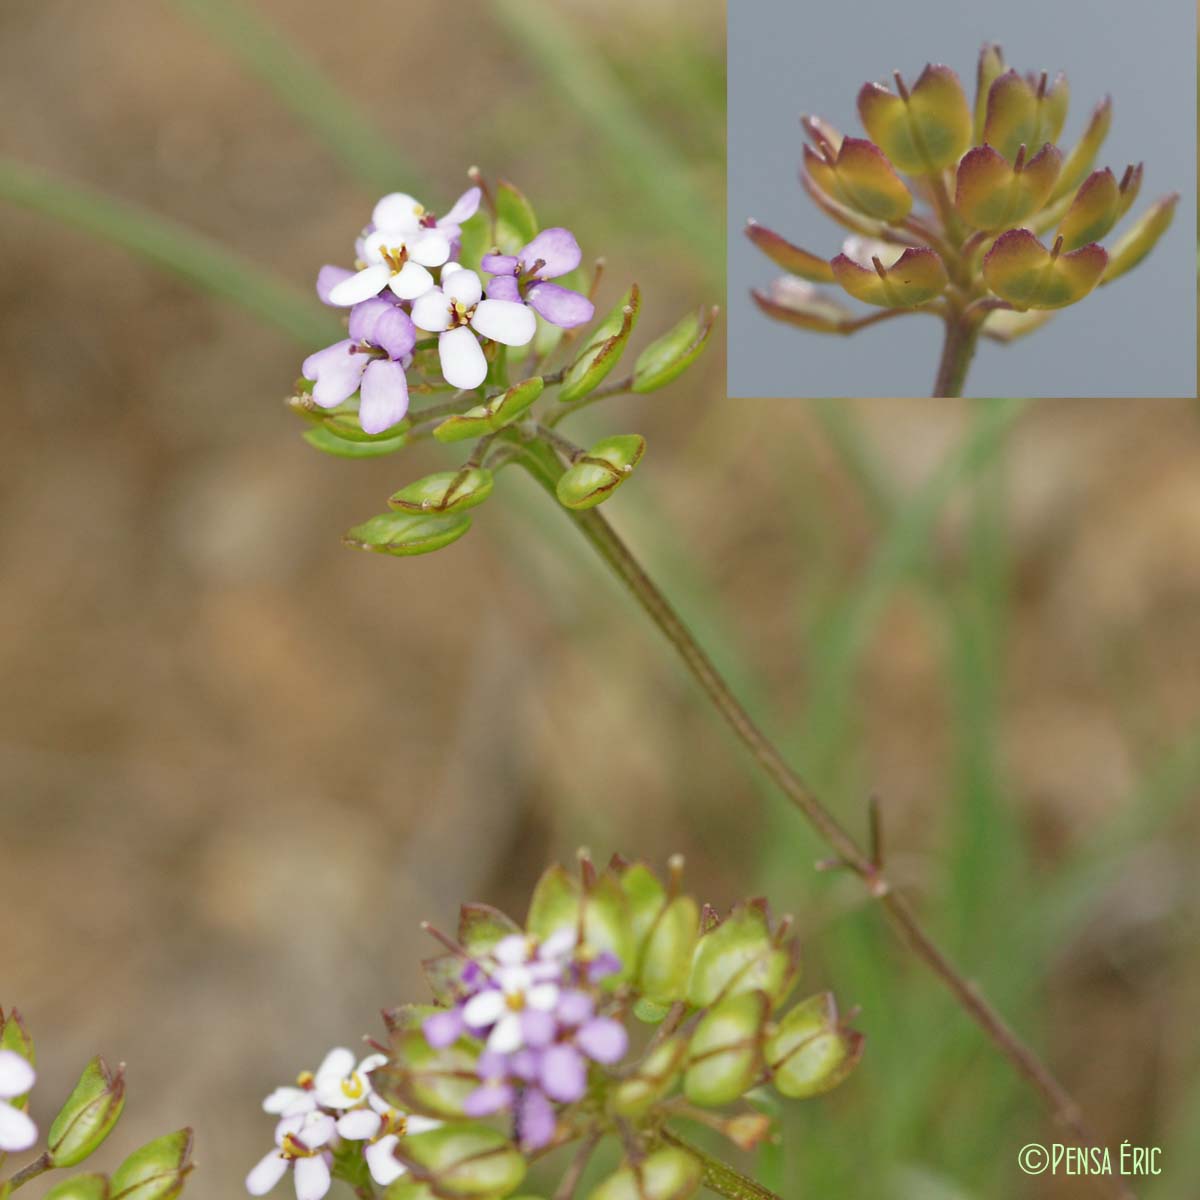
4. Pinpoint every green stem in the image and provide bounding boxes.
[0,158,338,348]
[932,313,981,397]
[516,436,1132,1200]
[4,1152,51,1191]
[660,1130,781,1200]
